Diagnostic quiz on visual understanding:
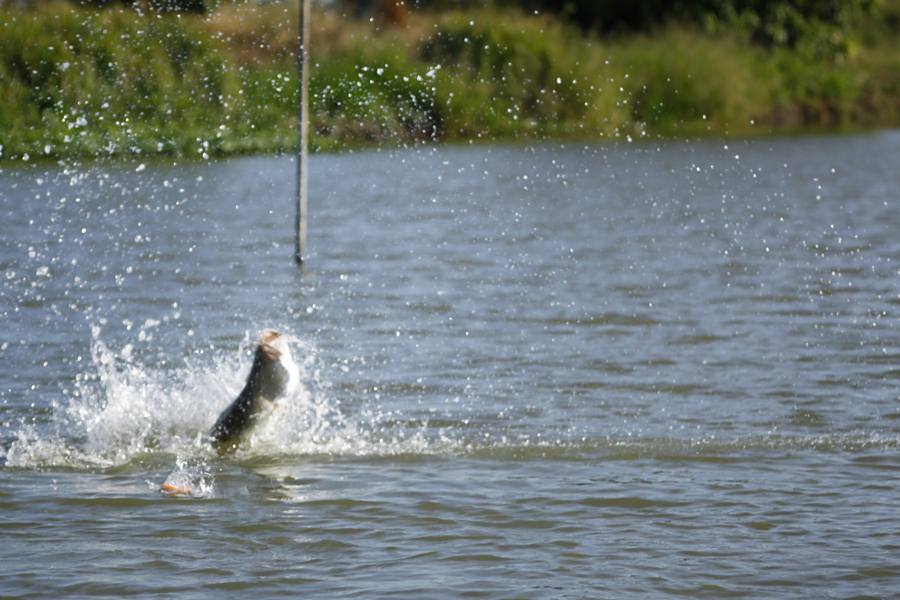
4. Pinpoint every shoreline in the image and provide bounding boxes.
[1,4,898,163]
[3,126,898,170]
